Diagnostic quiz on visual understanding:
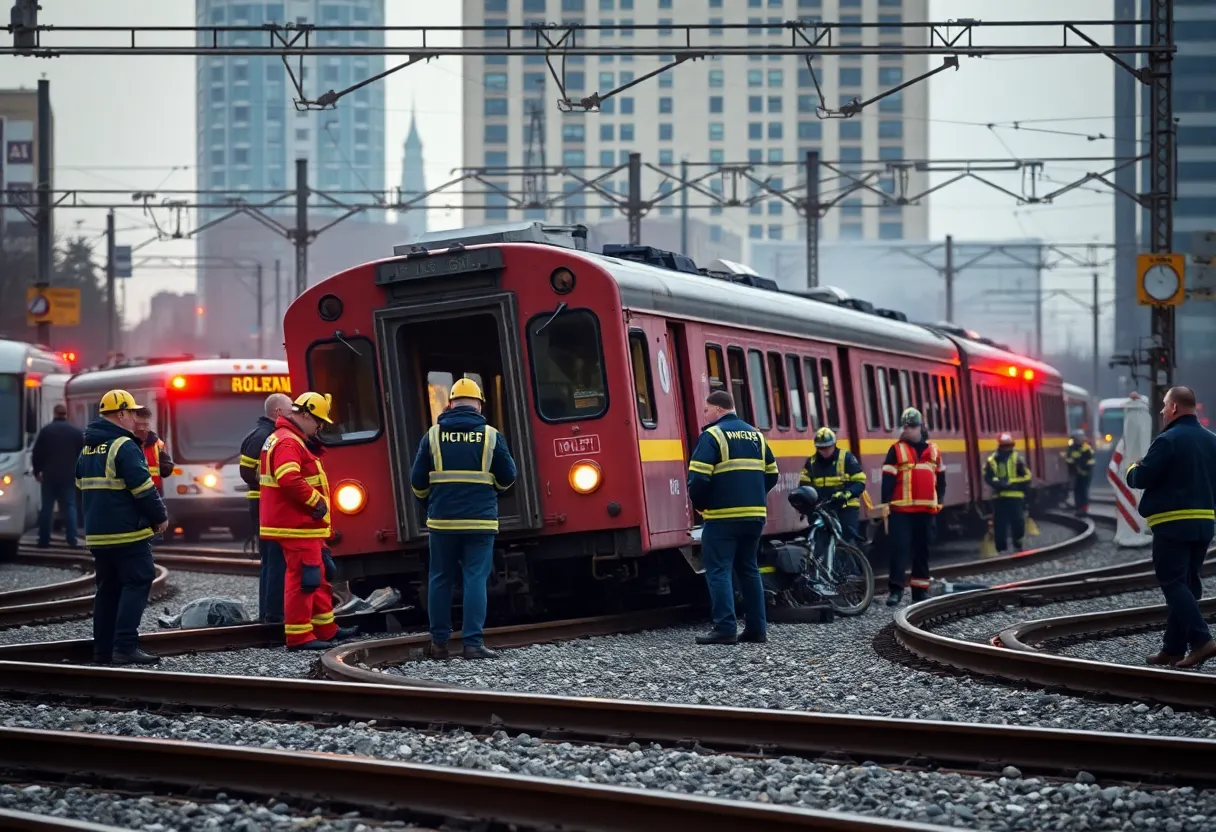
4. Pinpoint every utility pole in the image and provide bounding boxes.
[293,158,308,296]
[679,159,688,255]
[627,152,642,245]
[1092,270,1100,398]
[944,234,955,322]
[274,259,281,346]
[805,150,820,289]
[34,79,52,347]
[255,262,264,357]
[105,210,116,356]
[1034,245,1044,357]
[1146,0,1174,432]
